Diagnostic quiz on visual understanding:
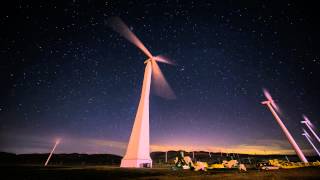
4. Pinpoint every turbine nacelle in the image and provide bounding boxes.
[144,58,151,64]
[302,129,311,139]
[261,100,270,105]
[144,56,174,64]
[262,88,280,112]
[301,120,309,125]
[301,115,314,128]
